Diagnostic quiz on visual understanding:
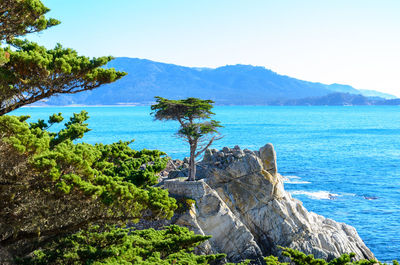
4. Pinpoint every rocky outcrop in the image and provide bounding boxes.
[164,180,264,264]
[161,144,375,264]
